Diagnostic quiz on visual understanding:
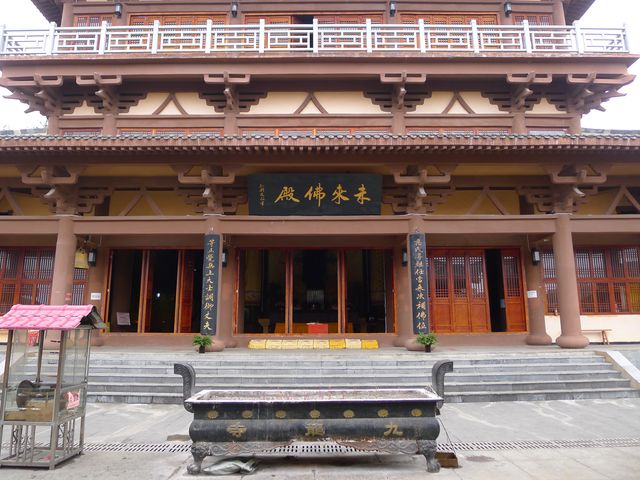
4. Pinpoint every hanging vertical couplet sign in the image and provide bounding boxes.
[201,233,221,336]
[409,233,430,334]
